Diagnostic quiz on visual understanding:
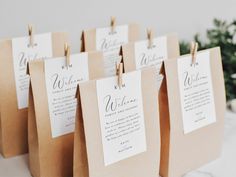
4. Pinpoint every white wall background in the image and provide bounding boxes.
[0,0,235,52]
